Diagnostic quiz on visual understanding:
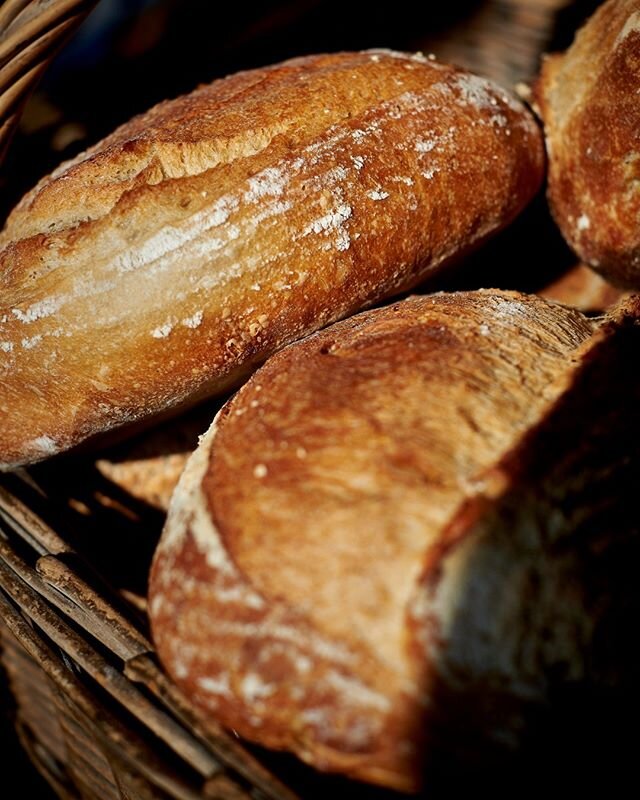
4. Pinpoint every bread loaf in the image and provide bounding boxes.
[149,289,640,792]
[535,0,640,287]
[94,403,214,511]
[96,450,190,513]
[0,50,544,470]
[539,263,627,313]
